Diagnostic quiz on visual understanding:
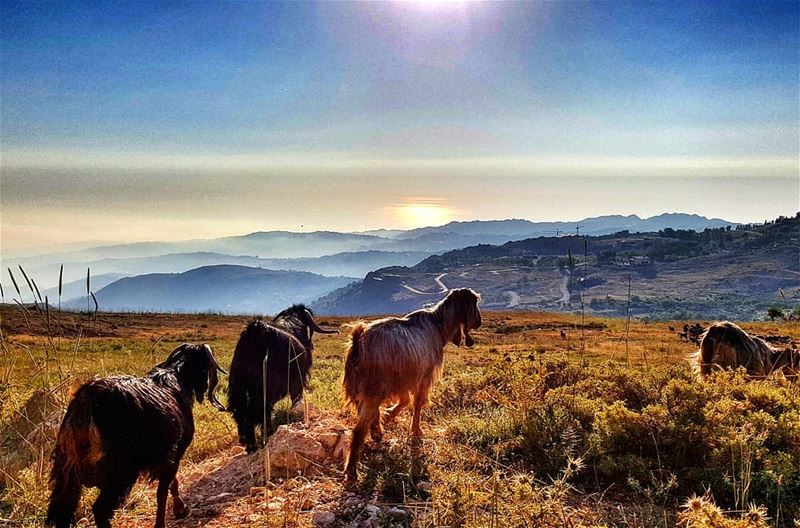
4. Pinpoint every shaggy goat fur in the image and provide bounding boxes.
[228,307,335,453]
[693,321,799,380]
[46,344,225,528]
[343,288,482,480]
